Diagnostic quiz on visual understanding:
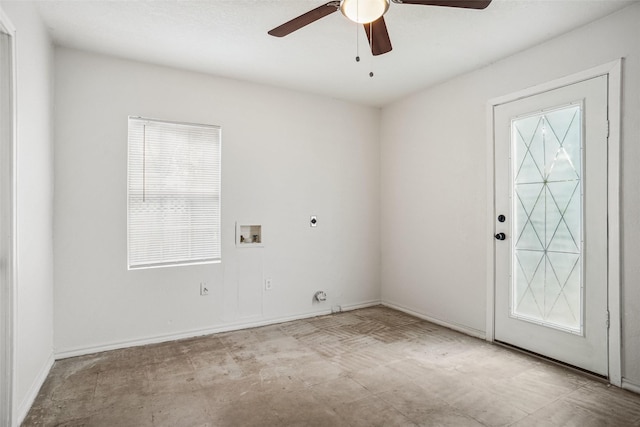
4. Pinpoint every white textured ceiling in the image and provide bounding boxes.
[34,0,637,106]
